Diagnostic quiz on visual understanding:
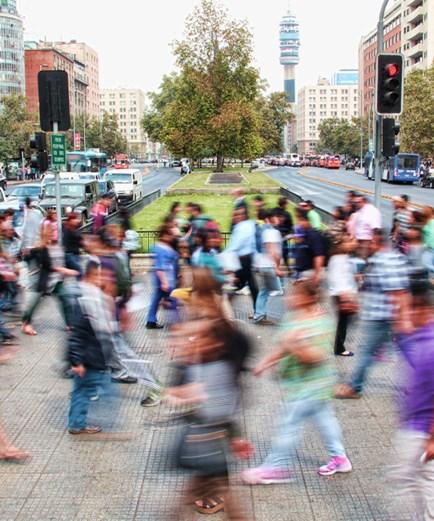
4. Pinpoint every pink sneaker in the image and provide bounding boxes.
[241,467,293,485]
[318,455,352,476]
